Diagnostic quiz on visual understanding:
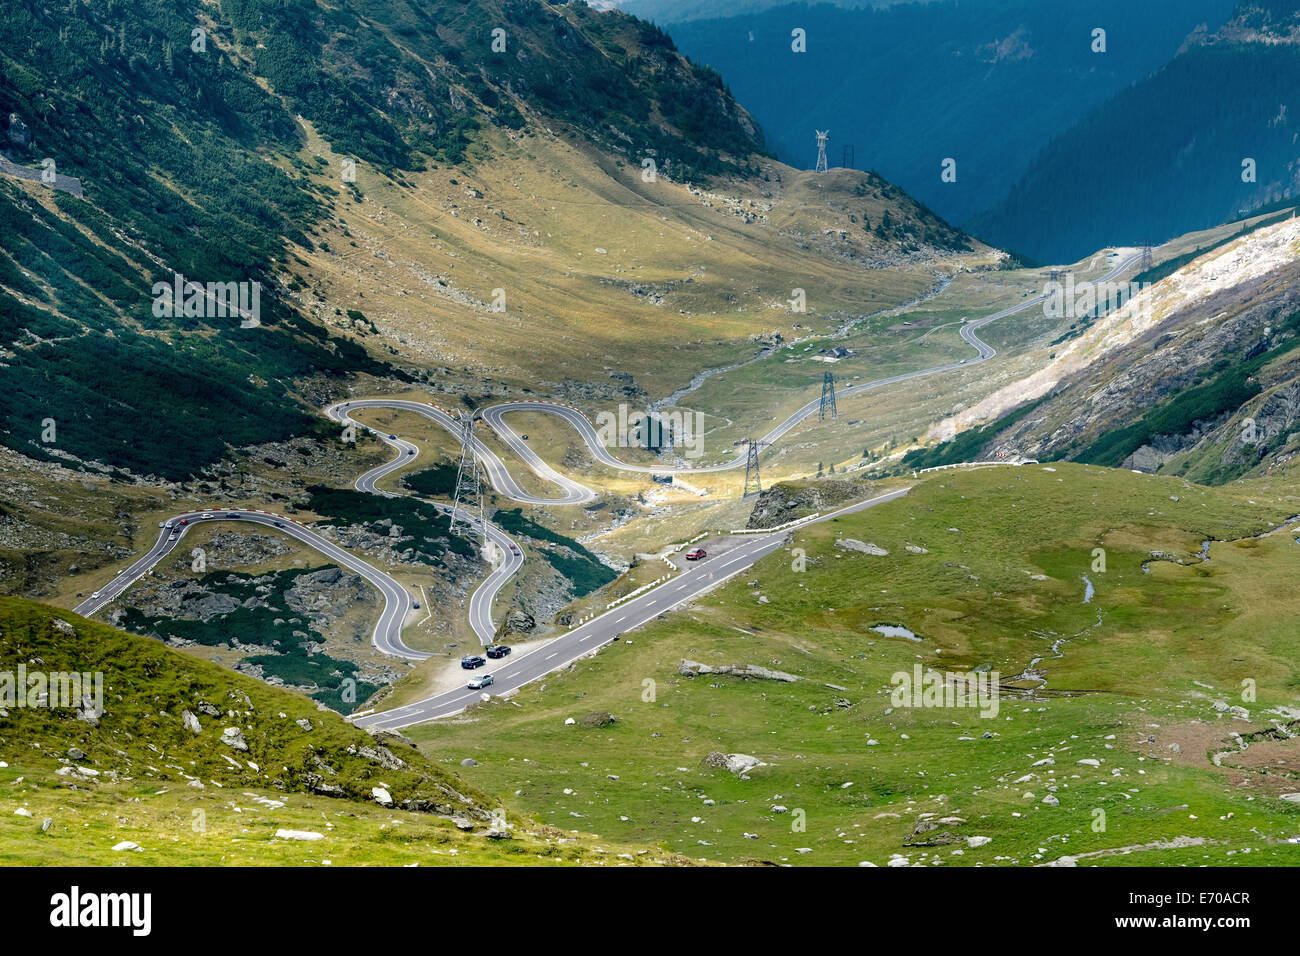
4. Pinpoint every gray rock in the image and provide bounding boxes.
[679,660,800,682]
[181,710,202,734]
[835,539,889,556]
[506,610,536,633]
[220,727,248,751]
